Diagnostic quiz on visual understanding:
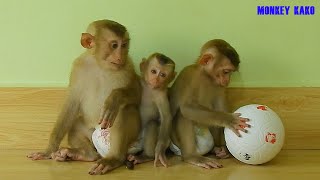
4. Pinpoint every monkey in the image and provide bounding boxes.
[169,39,250,169]
[27,19,141,175]
[126,53,176,167]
